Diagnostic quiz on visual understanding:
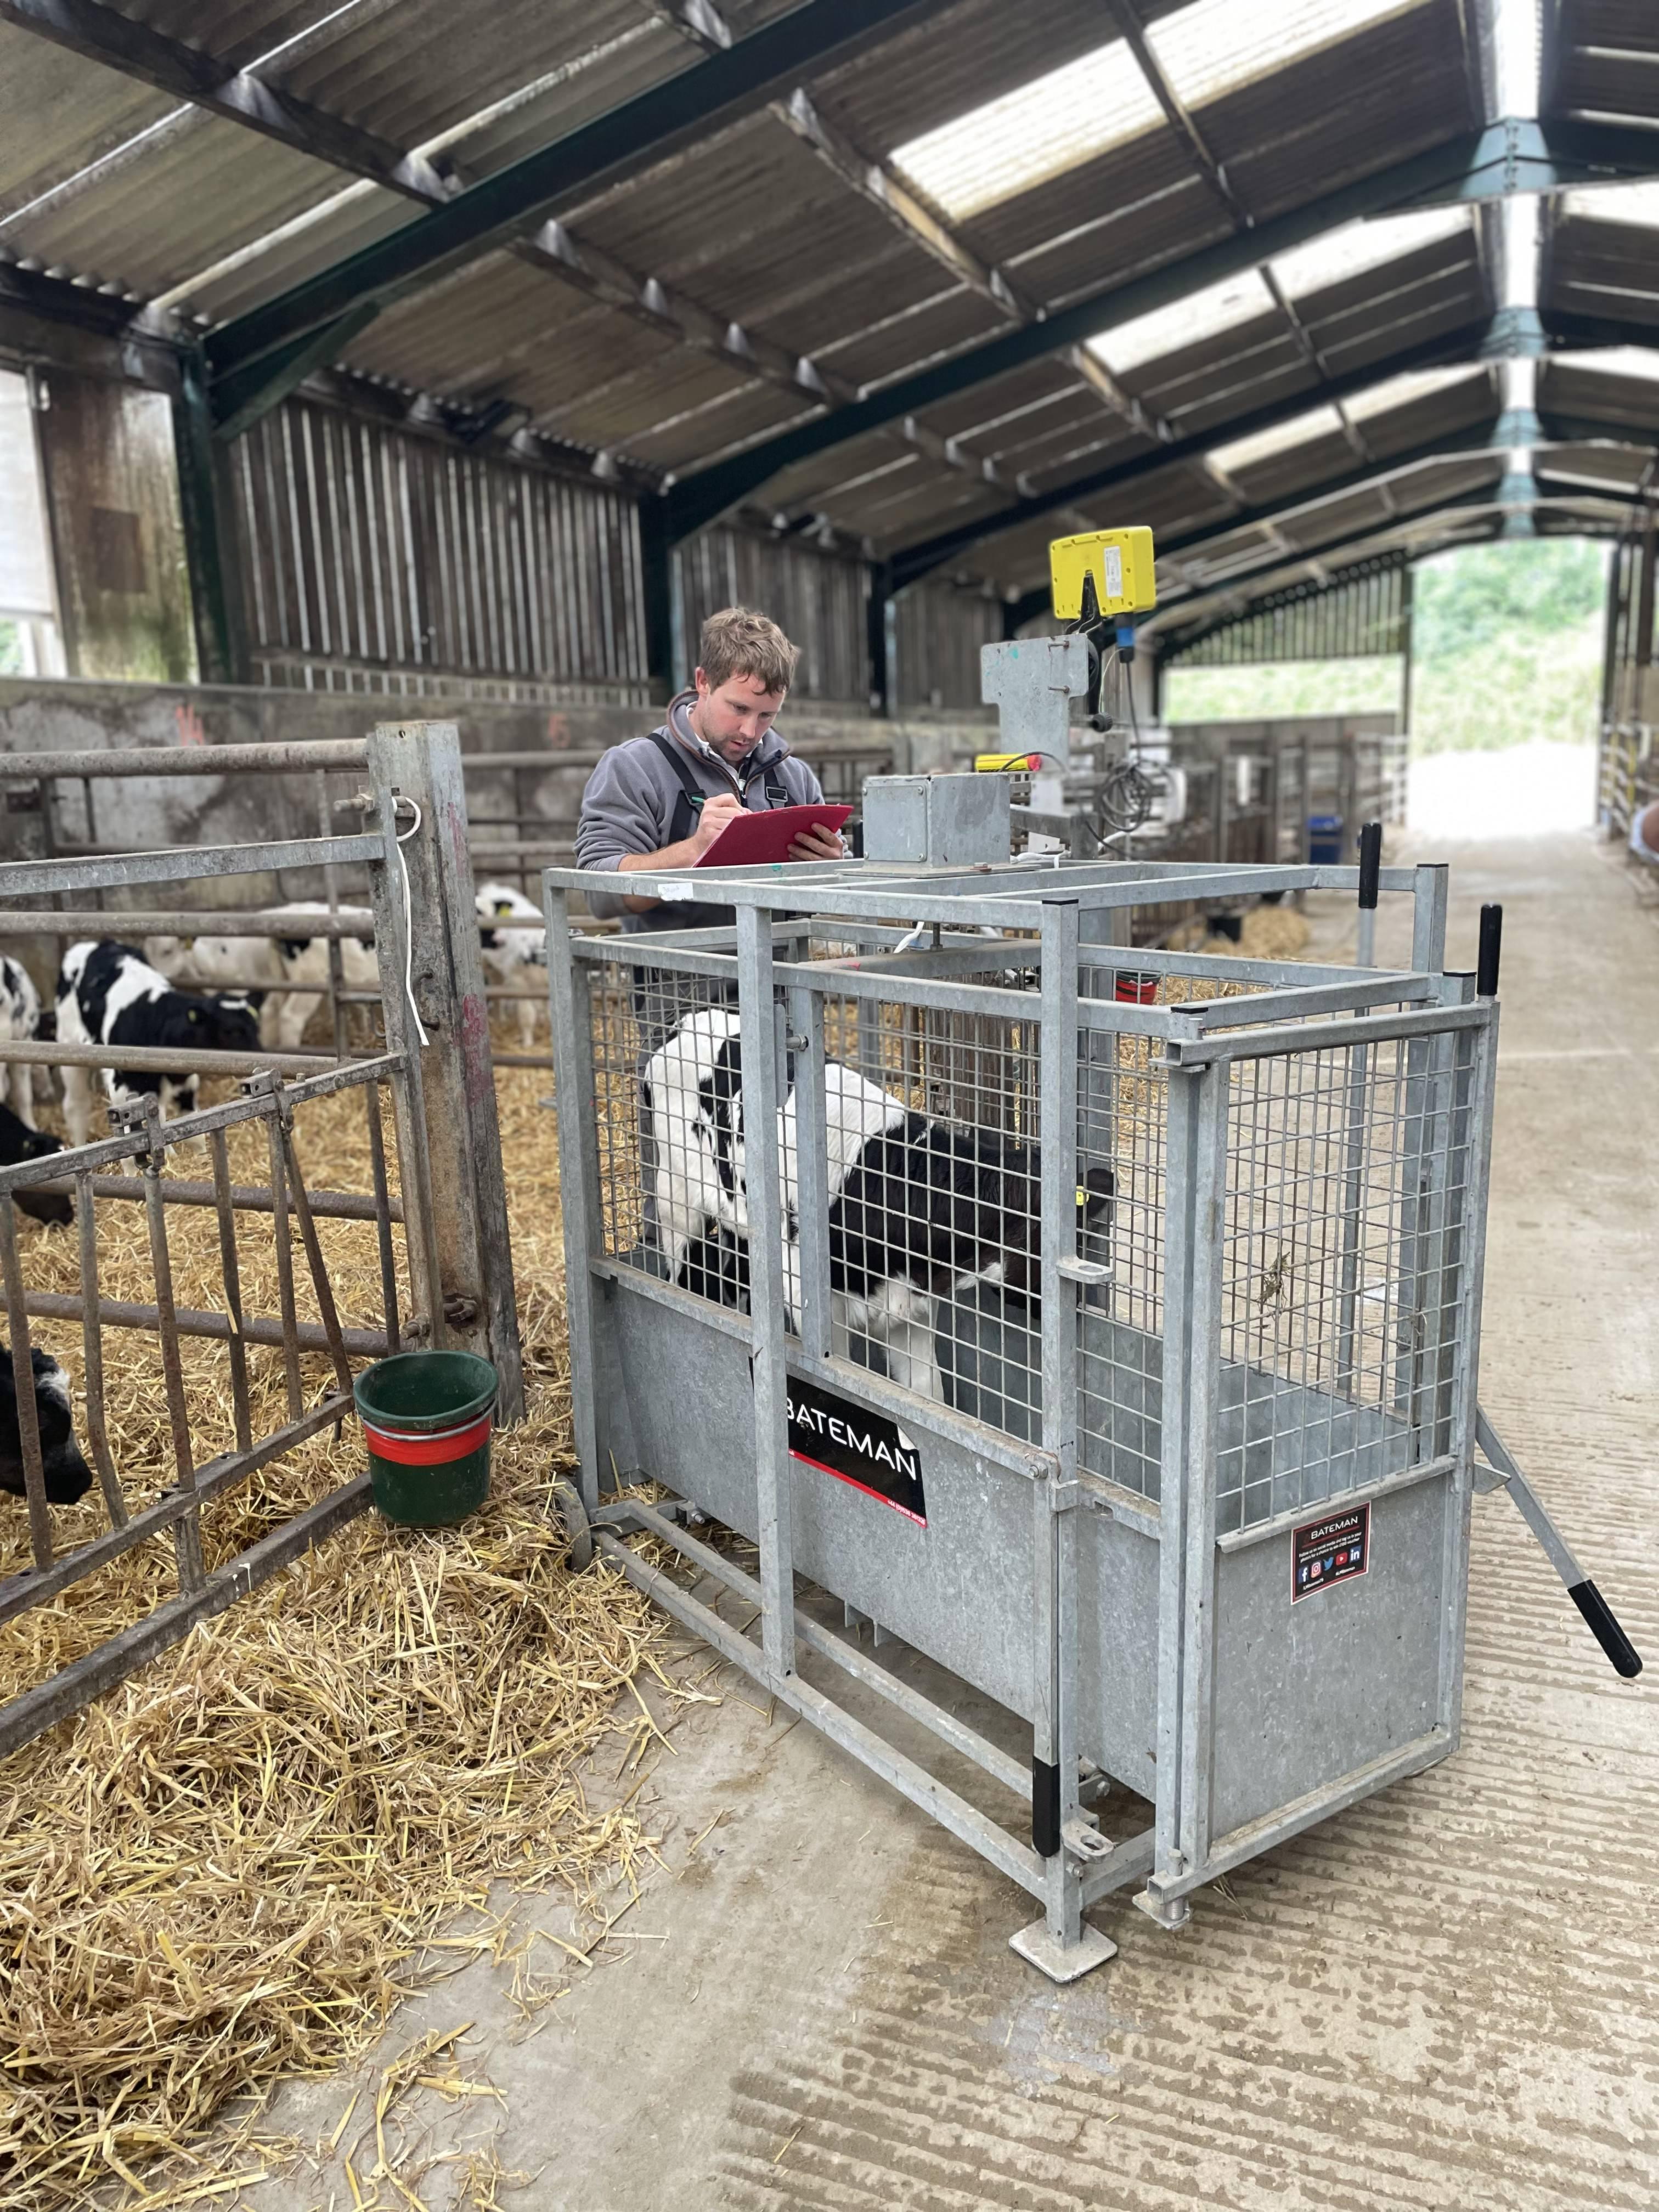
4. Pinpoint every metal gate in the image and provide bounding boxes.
[0,725,517,1757]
